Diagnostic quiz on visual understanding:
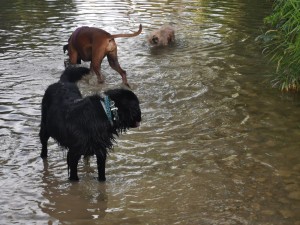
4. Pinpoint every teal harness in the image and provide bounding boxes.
[101,95,119,125]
